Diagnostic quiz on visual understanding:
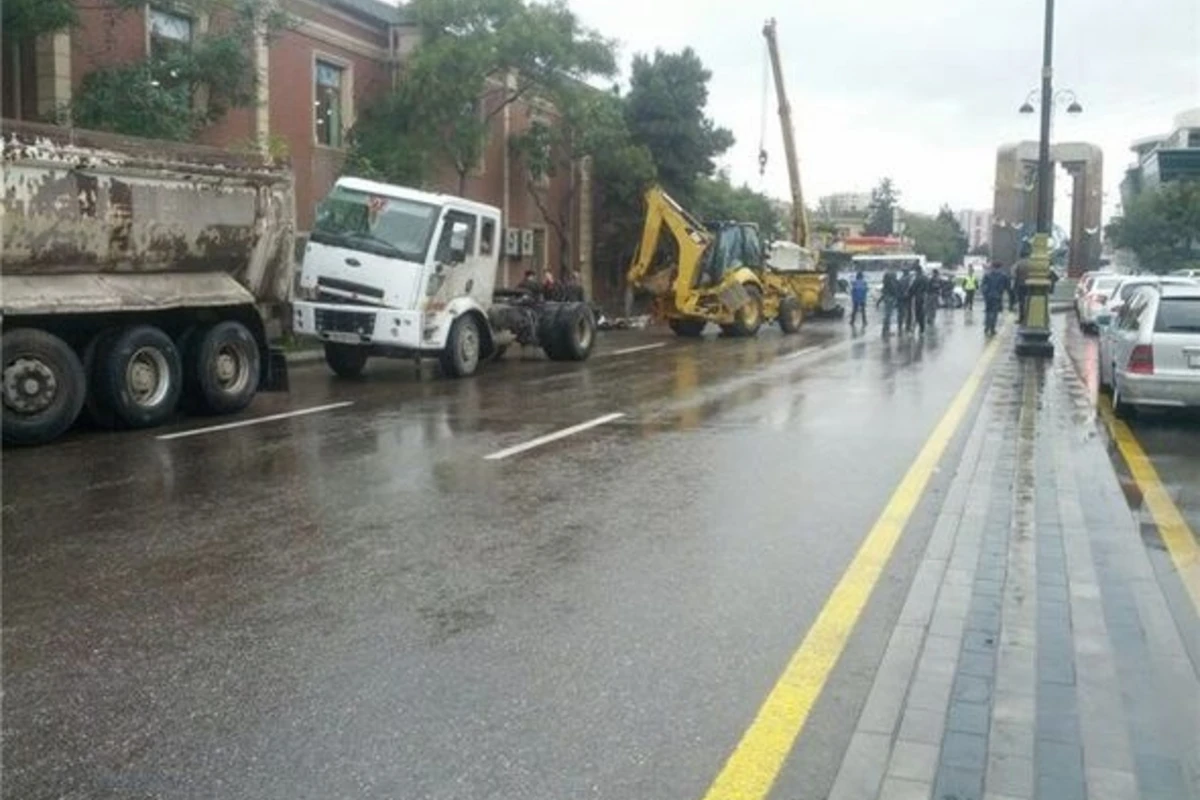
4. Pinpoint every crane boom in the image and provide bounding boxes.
[762,18,809,249]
